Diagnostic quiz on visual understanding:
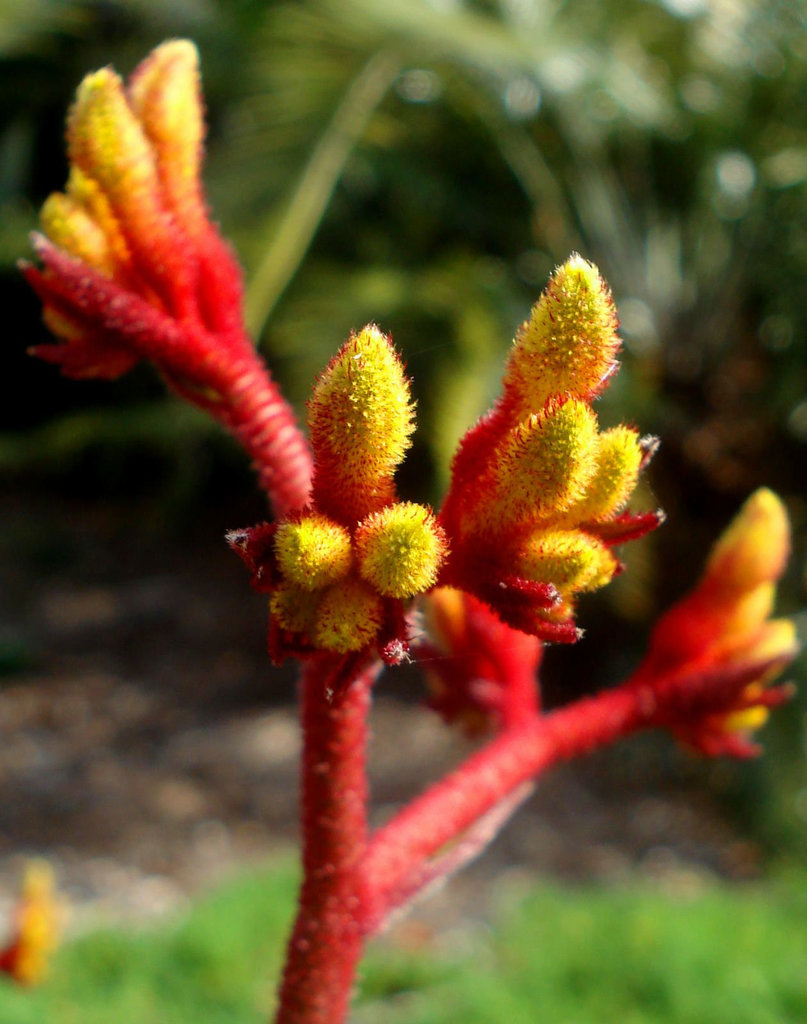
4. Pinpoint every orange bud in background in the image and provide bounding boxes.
[0,862,63,986]
[633,489,798,757]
